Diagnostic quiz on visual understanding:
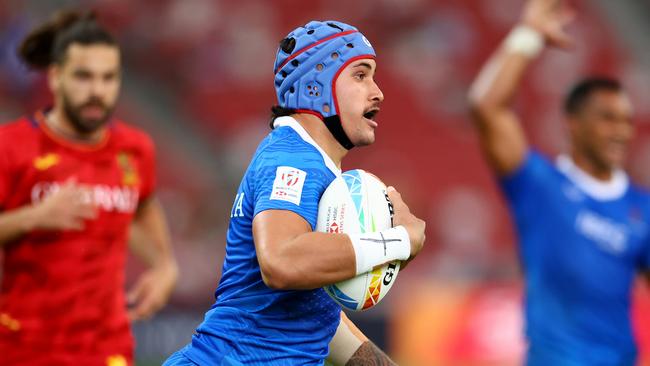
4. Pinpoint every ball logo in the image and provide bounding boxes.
[383,262,398,286]
[384,192,394,227]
